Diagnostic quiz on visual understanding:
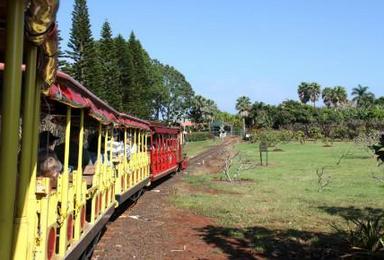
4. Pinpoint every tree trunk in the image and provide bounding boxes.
[242,117,246,136]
